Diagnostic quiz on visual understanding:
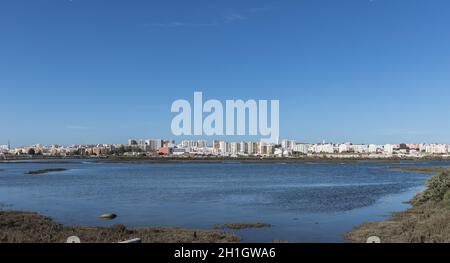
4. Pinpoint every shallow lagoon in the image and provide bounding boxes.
[0,160,445,242]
